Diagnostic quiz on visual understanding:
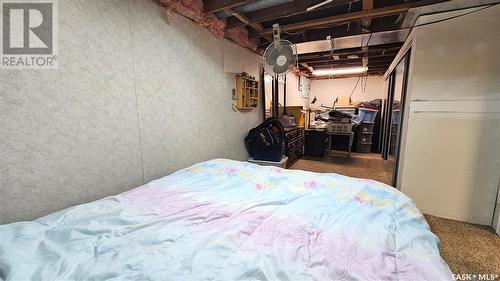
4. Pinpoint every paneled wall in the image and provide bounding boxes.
[397,6,500,226]
[0,0,262,223]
